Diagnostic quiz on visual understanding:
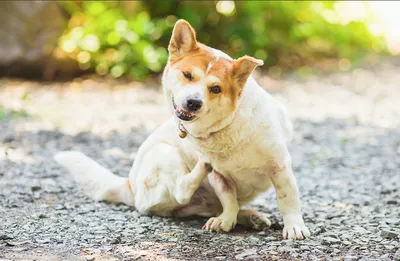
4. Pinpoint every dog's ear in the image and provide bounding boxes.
[233,56,264,86]
[168,19,198,60]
